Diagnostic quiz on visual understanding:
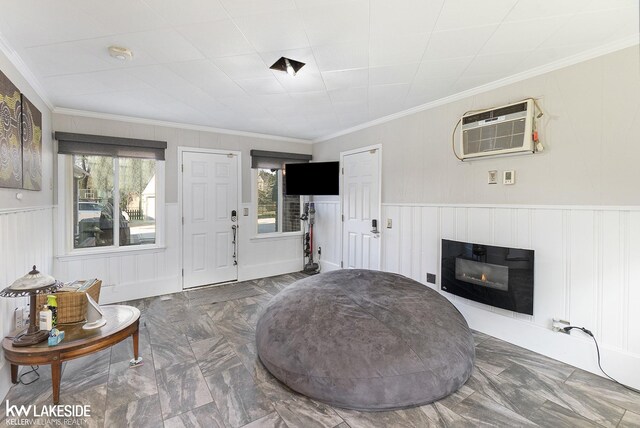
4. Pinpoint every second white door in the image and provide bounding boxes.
[341,147,381,270]
[182,151,239,289]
